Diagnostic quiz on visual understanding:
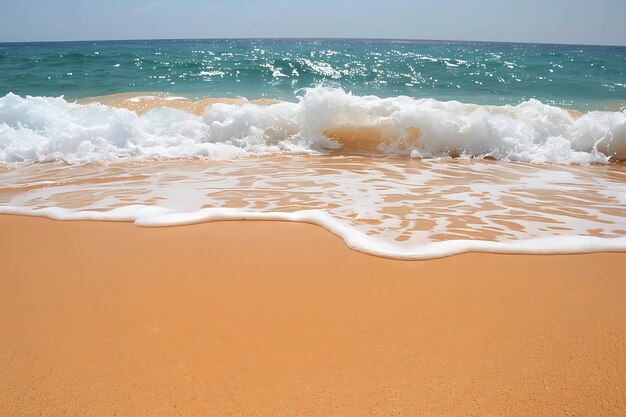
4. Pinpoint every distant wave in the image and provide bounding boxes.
[1,87,625,165]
